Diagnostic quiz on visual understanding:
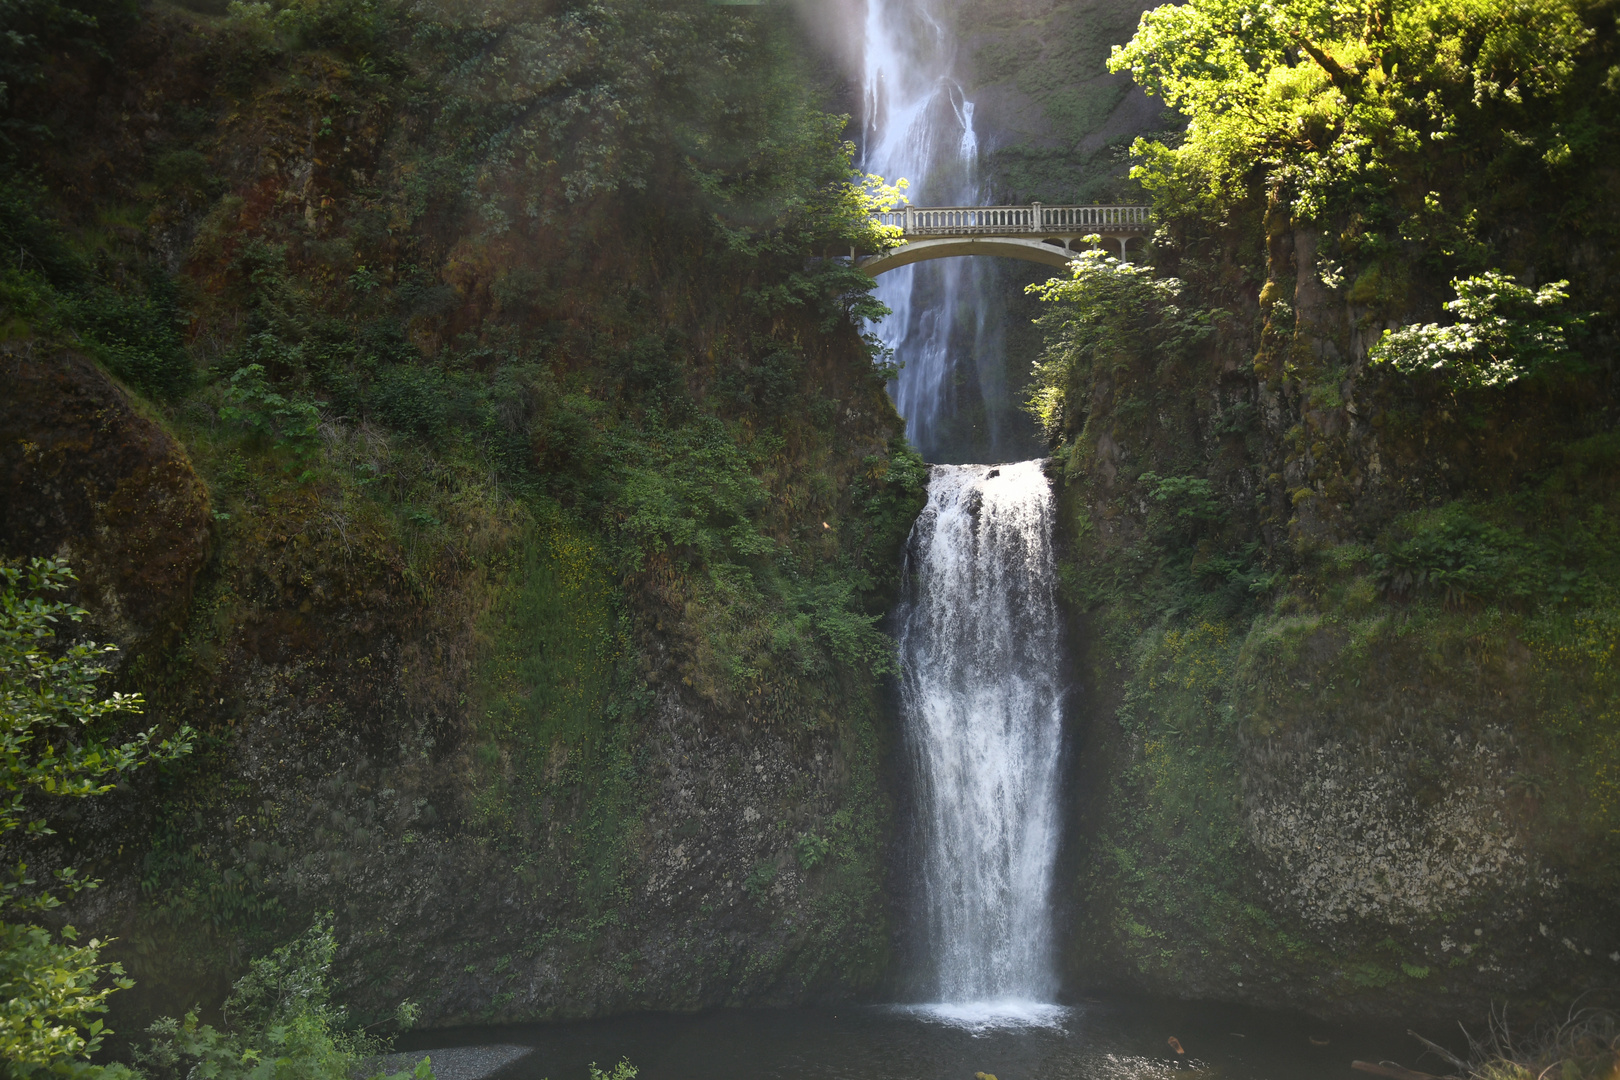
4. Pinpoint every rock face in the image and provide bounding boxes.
[0,348,211,651]
[1,1,923,1036]
[978,0,1620,1017]
[6,347,908,1034]
[5,360,911,1033]
[953,0,1164,202]
[1044,207,1620,1016]
[1247,734,1540,930]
